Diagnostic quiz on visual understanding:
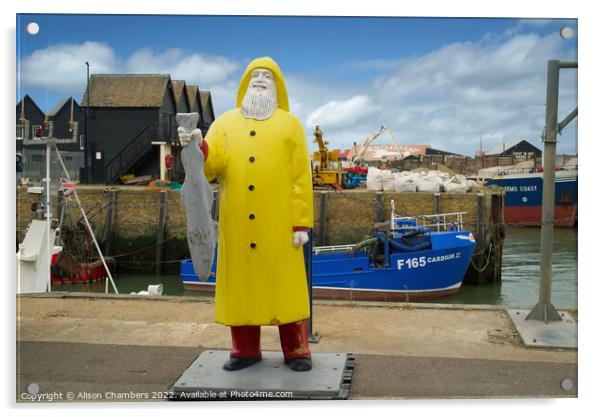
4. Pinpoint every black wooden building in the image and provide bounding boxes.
[46,98,85,152]
[425,146,463,157]
[82,74,178,184]
[485,139,542,160]
[16,95,46,152]
[17,95,85,180]
[172,80,190,114]
[170,85,216,182]
[186,85,201,118]
[199,91,215,136]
